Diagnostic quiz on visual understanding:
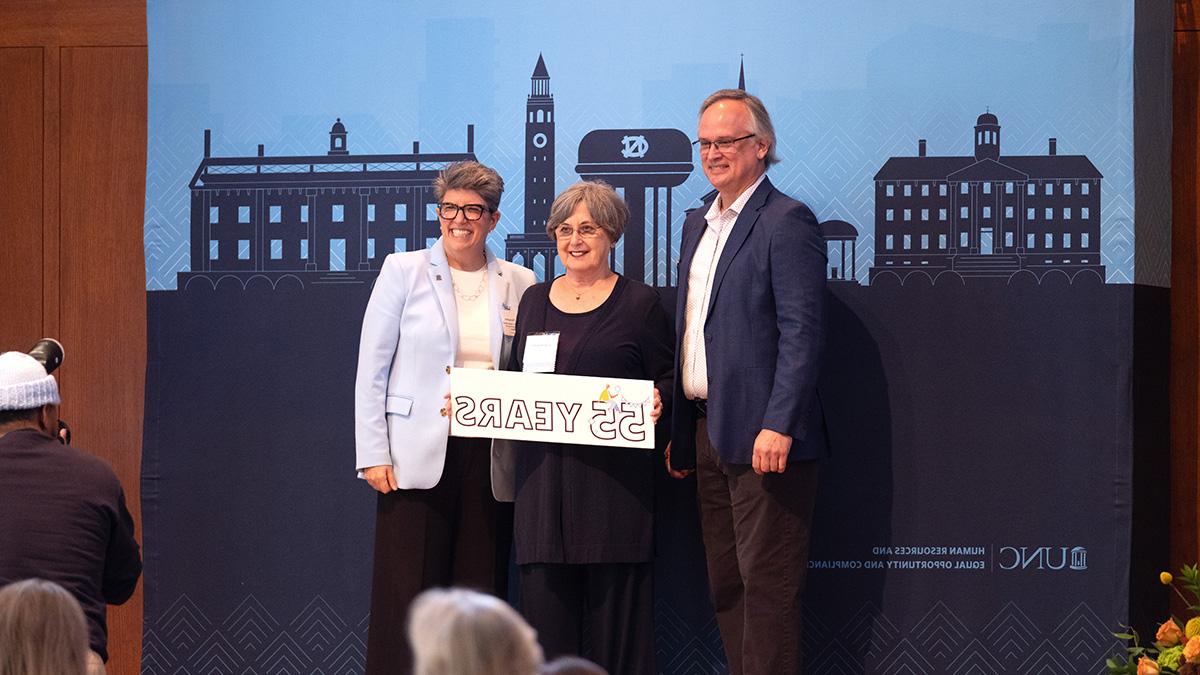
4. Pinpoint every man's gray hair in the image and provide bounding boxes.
[699,89,780,167]
[433,161,505,211]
